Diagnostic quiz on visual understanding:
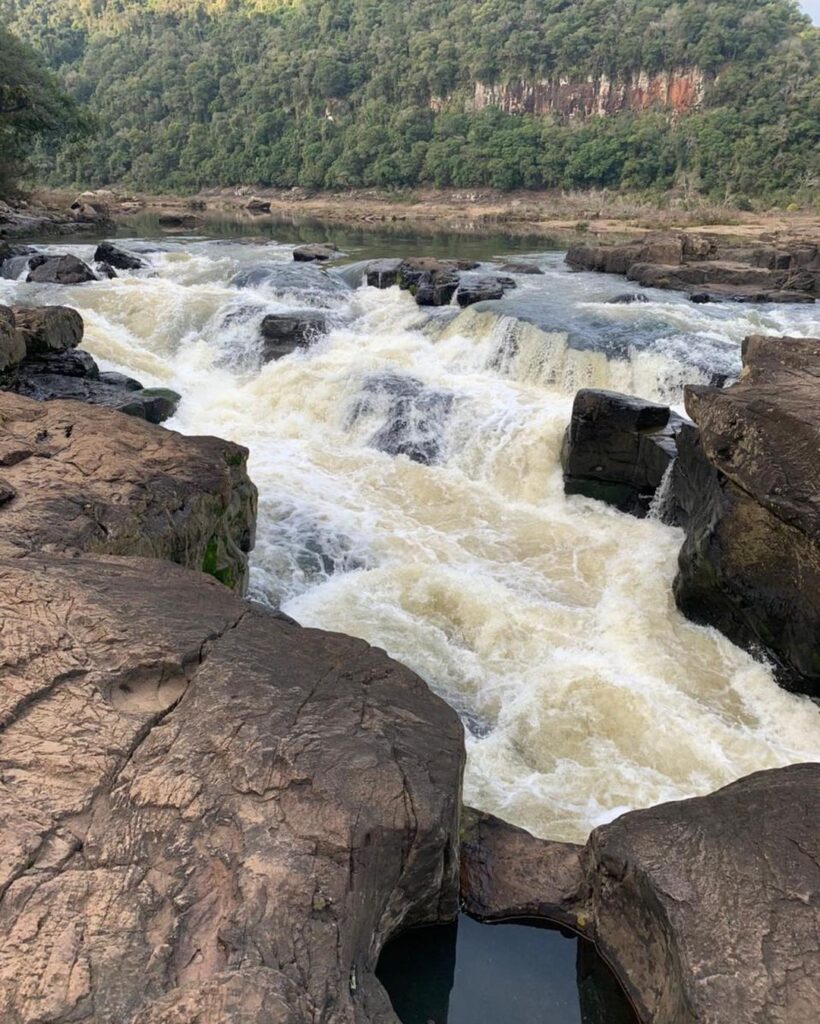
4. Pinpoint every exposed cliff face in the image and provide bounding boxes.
[468,67,708,117]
